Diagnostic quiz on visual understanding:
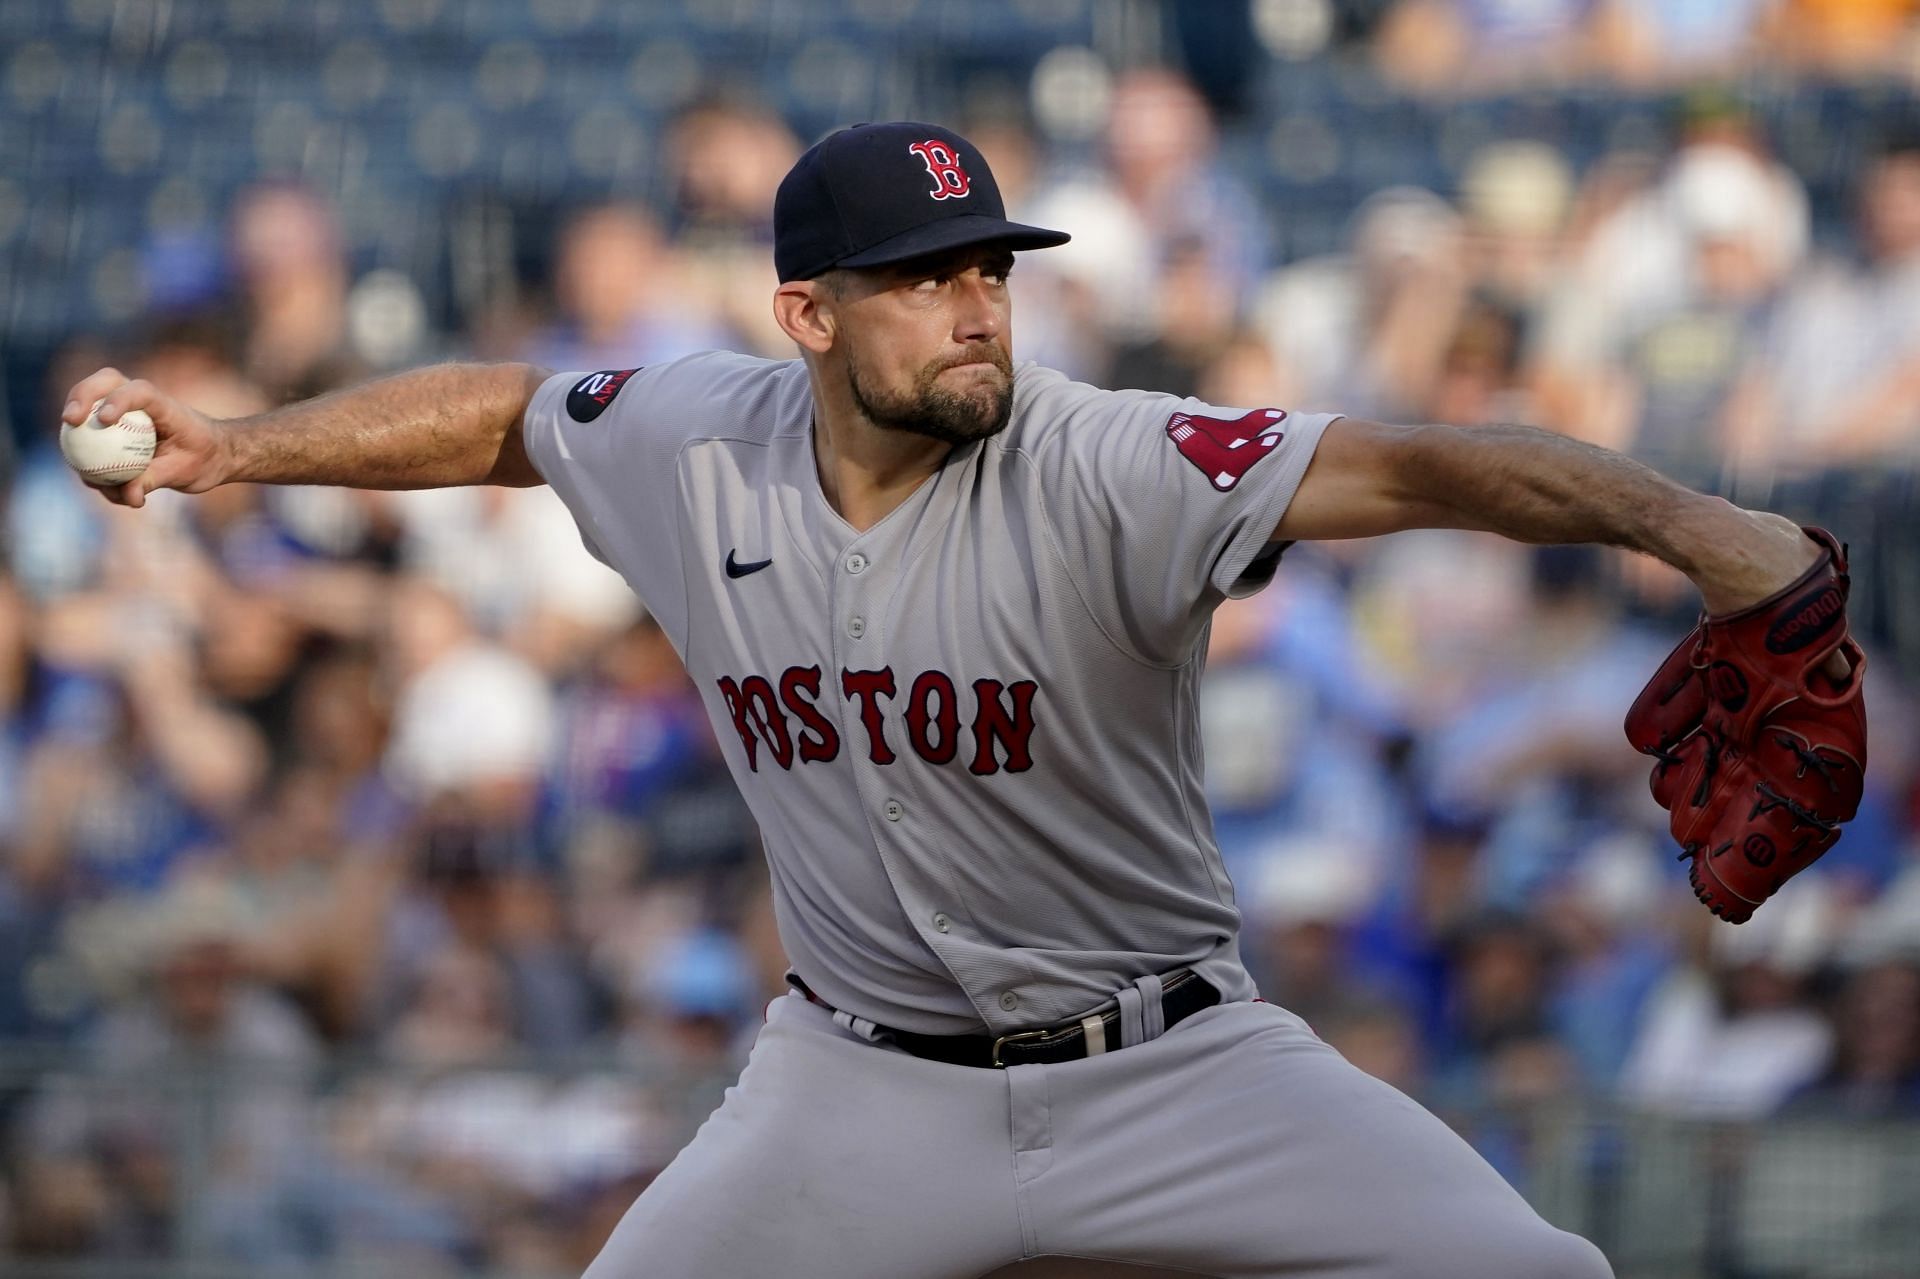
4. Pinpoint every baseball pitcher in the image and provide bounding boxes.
[66,122,1866,1278]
